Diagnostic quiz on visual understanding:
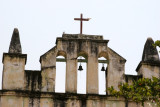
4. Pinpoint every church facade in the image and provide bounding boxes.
[0,28,159,107]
